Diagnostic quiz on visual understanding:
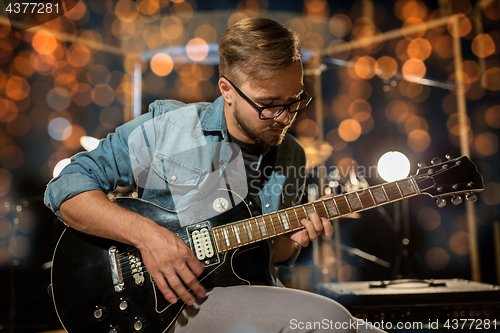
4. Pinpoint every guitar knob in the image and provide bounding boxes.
[134,319,144,331]
[436,197,446,208]
[451,195,463,206]
[109,328,118,333]
[445,154,452,160]
[466,193,478,202]
[94,307,105,320]
[431,157,442,165]
[119,300,128,311]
